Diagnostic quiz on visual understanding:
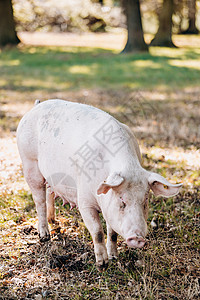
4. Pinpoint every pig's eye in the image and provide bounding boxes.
[119,197,126,210]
